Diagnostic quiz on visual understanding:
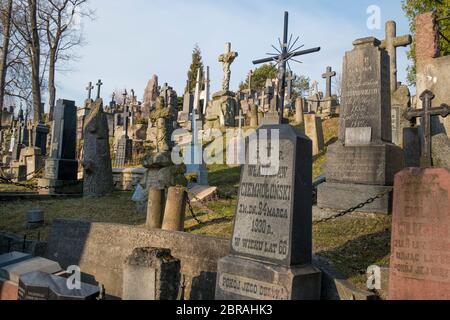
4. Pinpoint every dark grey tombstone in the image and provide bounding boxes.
[339,37,392,144]
[45,99,78,181]
[18,271,100,300]
[33,123,50,156]
[215,124,321,300]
